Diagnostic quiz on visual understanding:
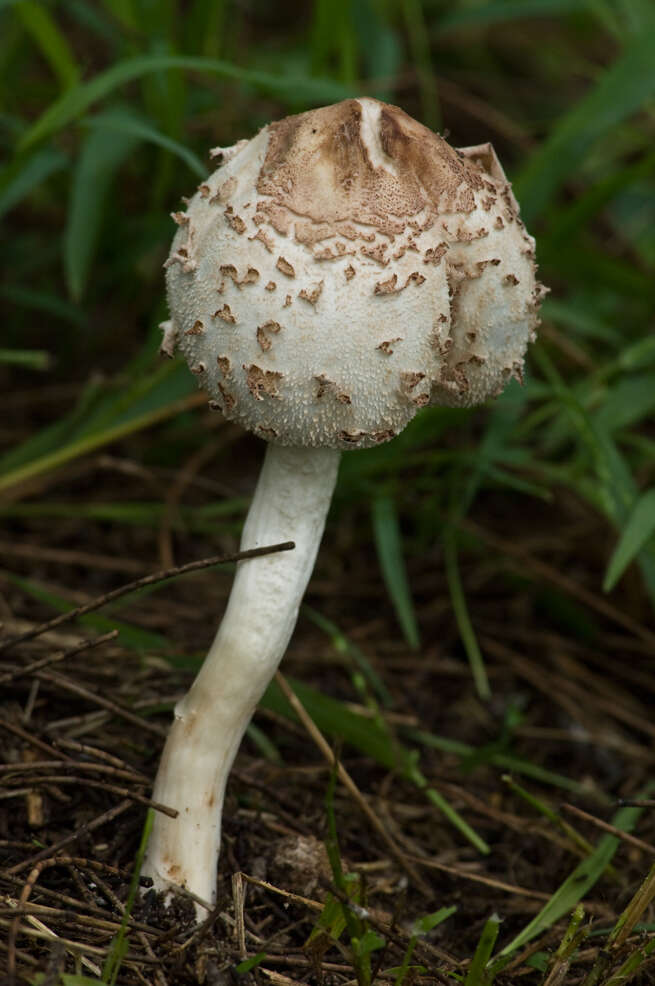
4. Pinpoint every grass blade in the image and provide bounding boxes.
[604,488,655,591]
[18,53,354,152]
[409,726,589,794]
[437,0,587,32]
[0,362,195,497]
[489,797,650,970]
[85,108,207,177]
[102,808,154,985]
[0,147,68,219]
[515,30,655,224]
[465,913,501,985]
[0,283,85,325]
[594,373,655,433]
[0,348,51,369]
[401,0,440,129]
[303,604,393,707]
[65,124,139,301]
[372,496,421,650]
[442,527,490,700]
[14,0,80,90]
